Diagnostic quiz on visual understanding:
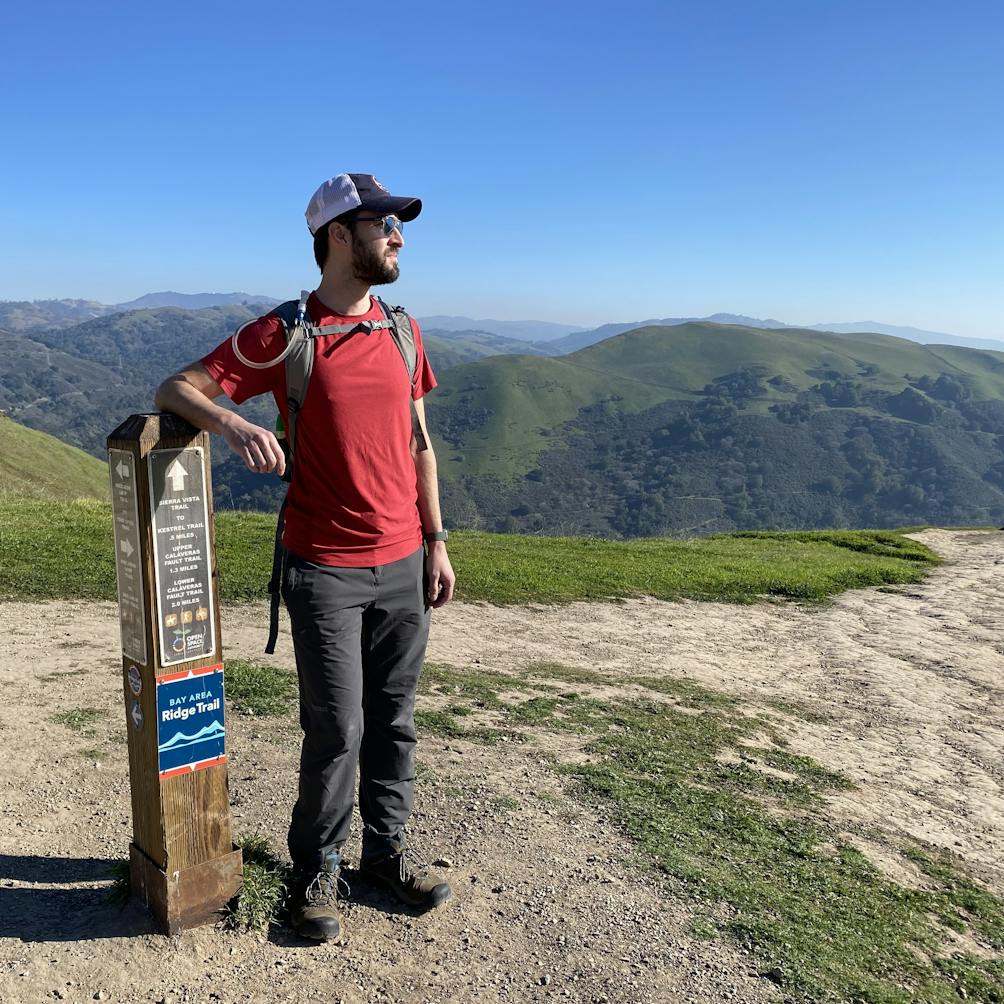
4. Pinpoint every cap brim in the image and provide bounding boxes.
[361,195,422,222]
